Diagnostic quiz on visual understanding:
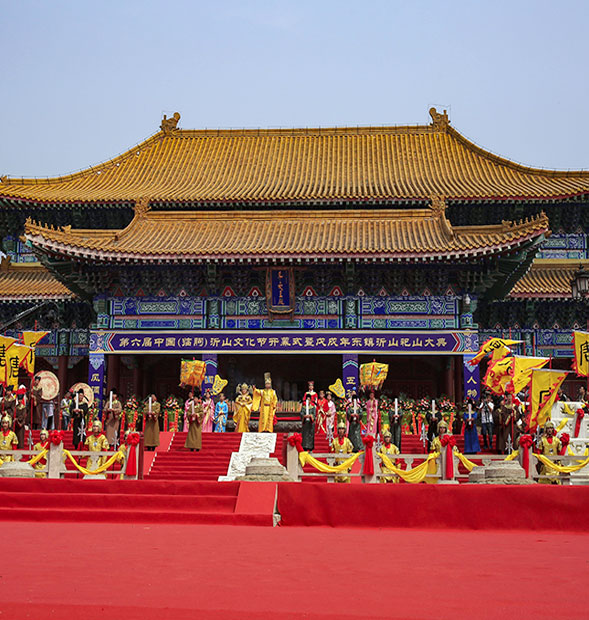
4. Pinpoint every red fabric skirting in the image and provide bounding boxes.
[277,483,589,530]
